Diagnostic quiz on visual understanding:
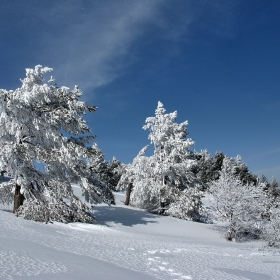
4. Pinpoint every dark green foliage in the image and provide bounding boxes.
[193,151,258,191]
[88,144,123,192]
[192,151,225,191]
[211,152,225,179]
